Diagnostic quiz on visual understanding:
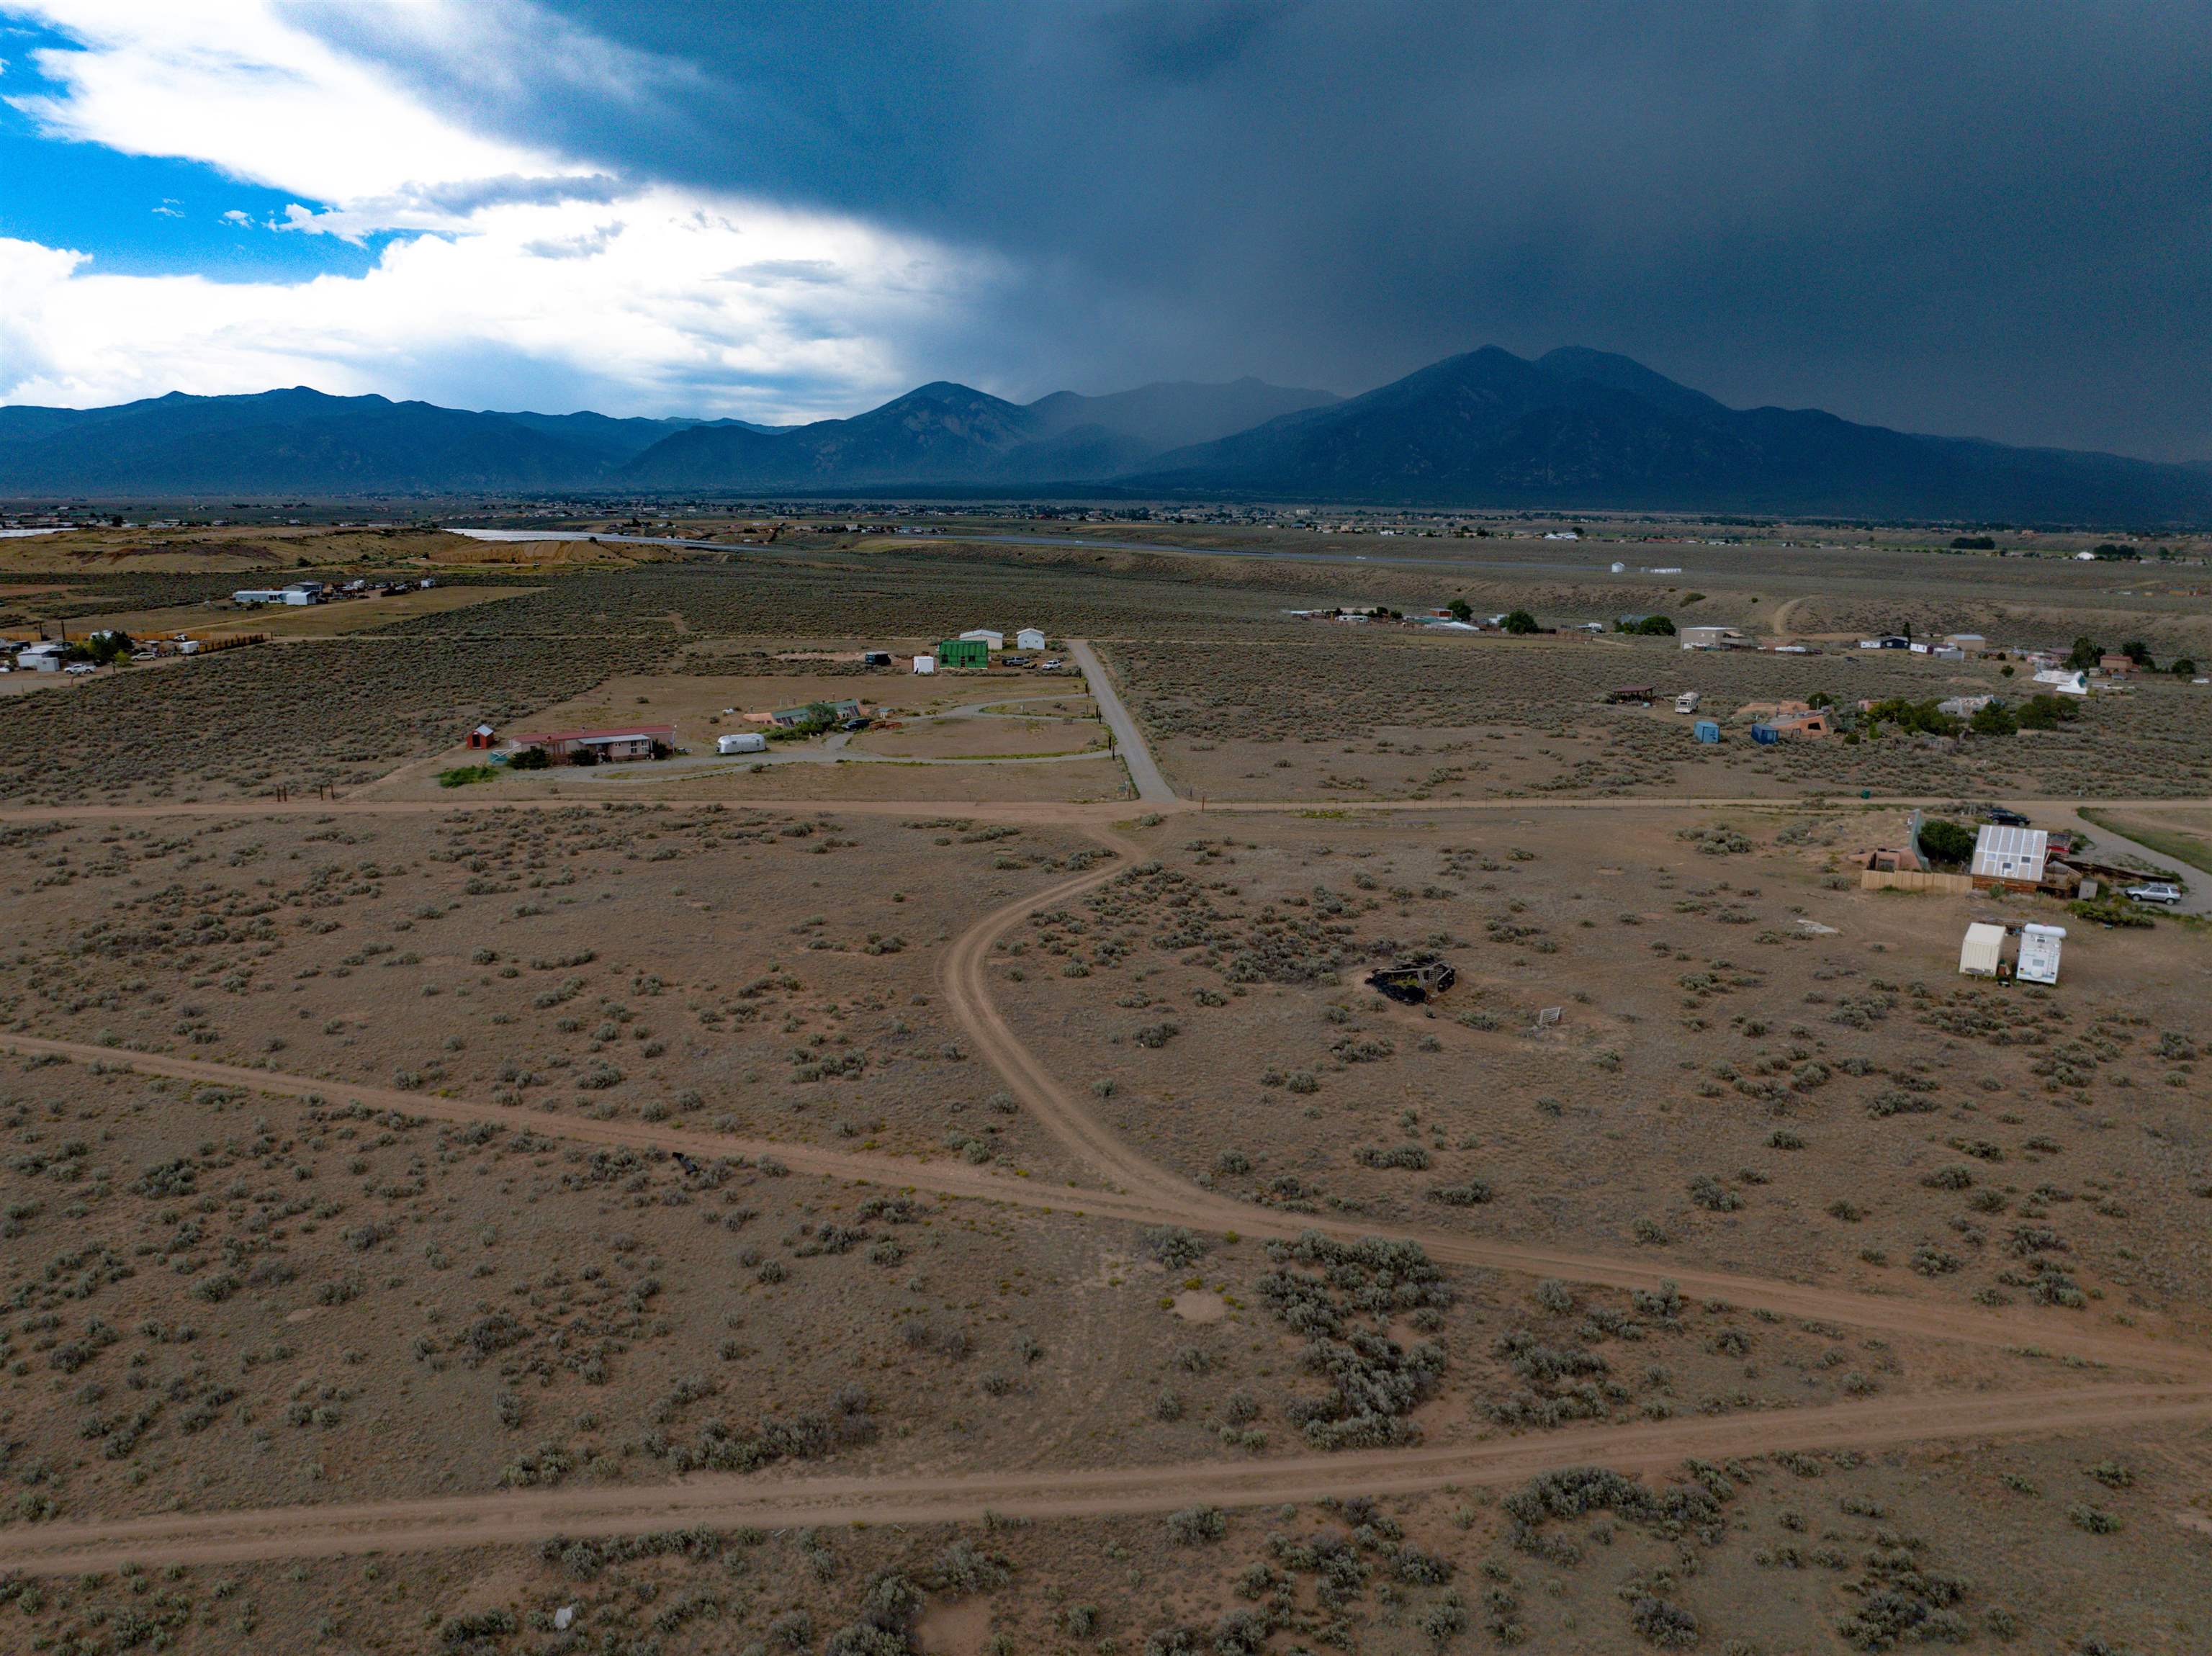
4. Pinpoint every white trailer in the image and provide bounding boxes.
[1674,690,1701,714]
[912,654,935,675]
[2017,924,2065,986]
[716,732,768,755]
